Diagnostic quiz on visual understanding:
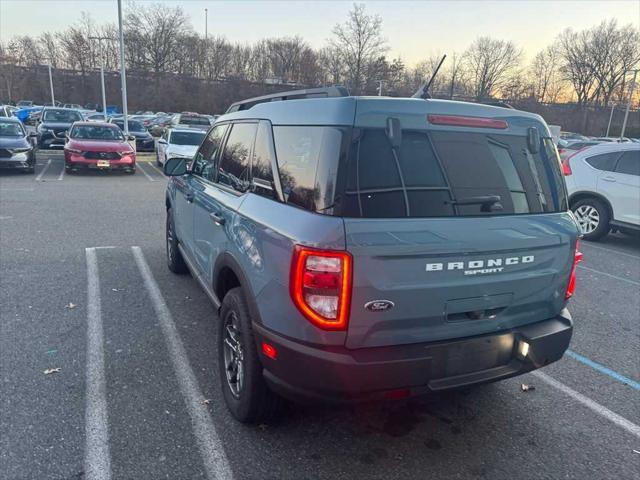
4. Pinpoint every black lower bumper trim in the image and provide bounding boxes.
[254,311,573,404]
